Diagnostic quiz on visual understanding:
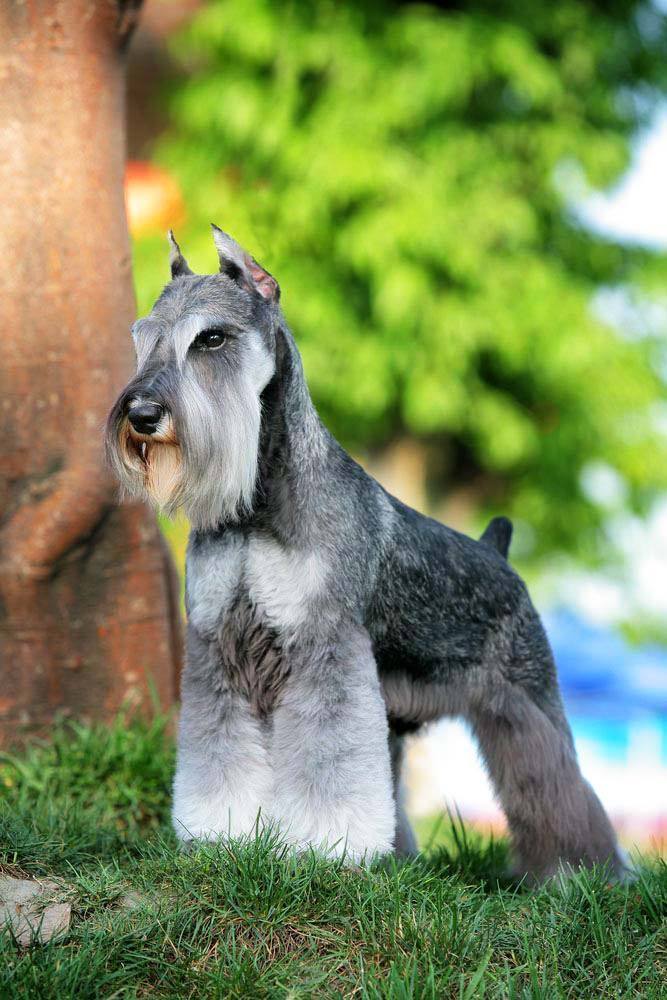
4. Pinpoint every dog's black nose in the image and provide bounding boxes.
[128,401,163,435]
